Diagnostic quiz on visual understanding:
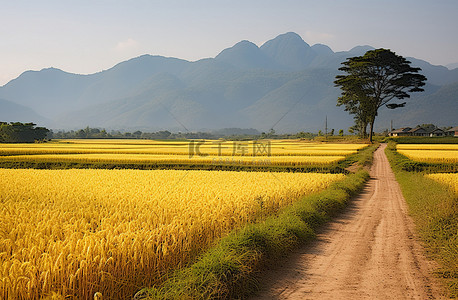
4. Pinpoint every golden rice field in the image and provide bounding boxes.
[426,173,458,194]
[396,144,458,164]
[0,140,368,167]
[396,144,458,150]
[0,139,367,156]
[0,168,345,299]
[0,147,357,156]
[0,153,346,166]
